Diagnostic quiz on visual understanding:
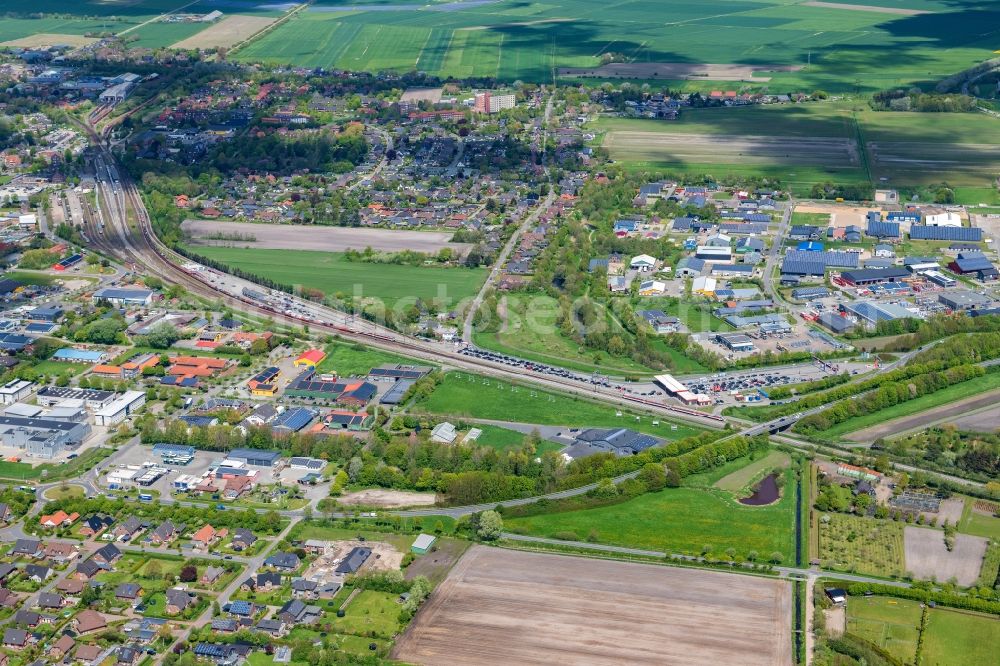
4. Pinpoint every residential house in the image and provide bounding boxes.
[276,599,321,625]
[0,565,15,583]
[254,619,286,638]
[0,589,19,609]
[149,520,179,545]
[115,583,143,601]
[11,539,41,558]
[291,578,317,599]
[211,619,238,634]
[191,524,220,549]
[166,589,197,615]
[37,592,63,610]
[113,517,143,541]
[223,475,252,500]
[43,542,78,563]
[230,529,256,551]
[3,629,28,648]
[78,515,114,537]
[56,578,85,595]
[13,610,39,627]
[226,601,254,618]
[0,504,11,524]
[74,645,103,663]
[49,634,75,659]
[92,544,122,566]
[263,552,300,571]
[201,566,224,586]
[74,610,107,635]
[25,565,52,583]
[39,511,79,528]
[116,646,142,666]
